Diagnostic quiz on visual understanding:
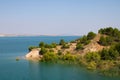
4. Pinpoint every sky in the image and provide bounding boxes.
[0,0,120,35]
